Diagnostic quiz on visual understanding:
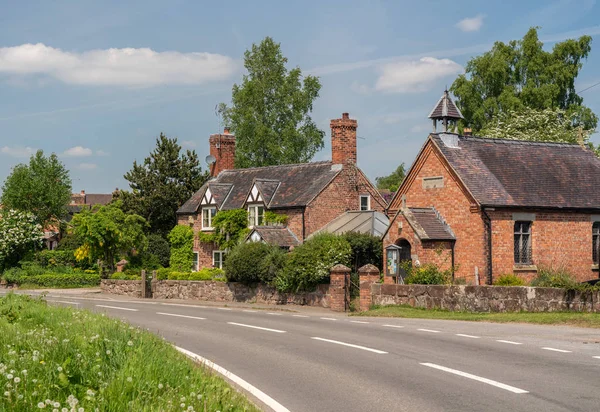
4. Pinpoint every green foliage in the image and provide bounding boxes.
[155,267,171,280]
[72,201,147,275]
[224,242,284,285]
[168,225,194,272]
[218,37,325,168]
[494,274,526,286]
[404,263,452,285]
[34,250,77,268]
[109,272,141,280]
[342,232,382,272]
[55,232,83,251]
[198,209,249,250]
[167,268,225,281]
[146,234,170,267]
[1,150,72,225]
[451,27,597,133]
[264,211,288,226]
[275,233,352,292]
[1,263,99,288]
[530,267,579,289]
[0,209,44,269]
[375,163,406,192]
[17,273,100,288]
[118,133,209,236]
